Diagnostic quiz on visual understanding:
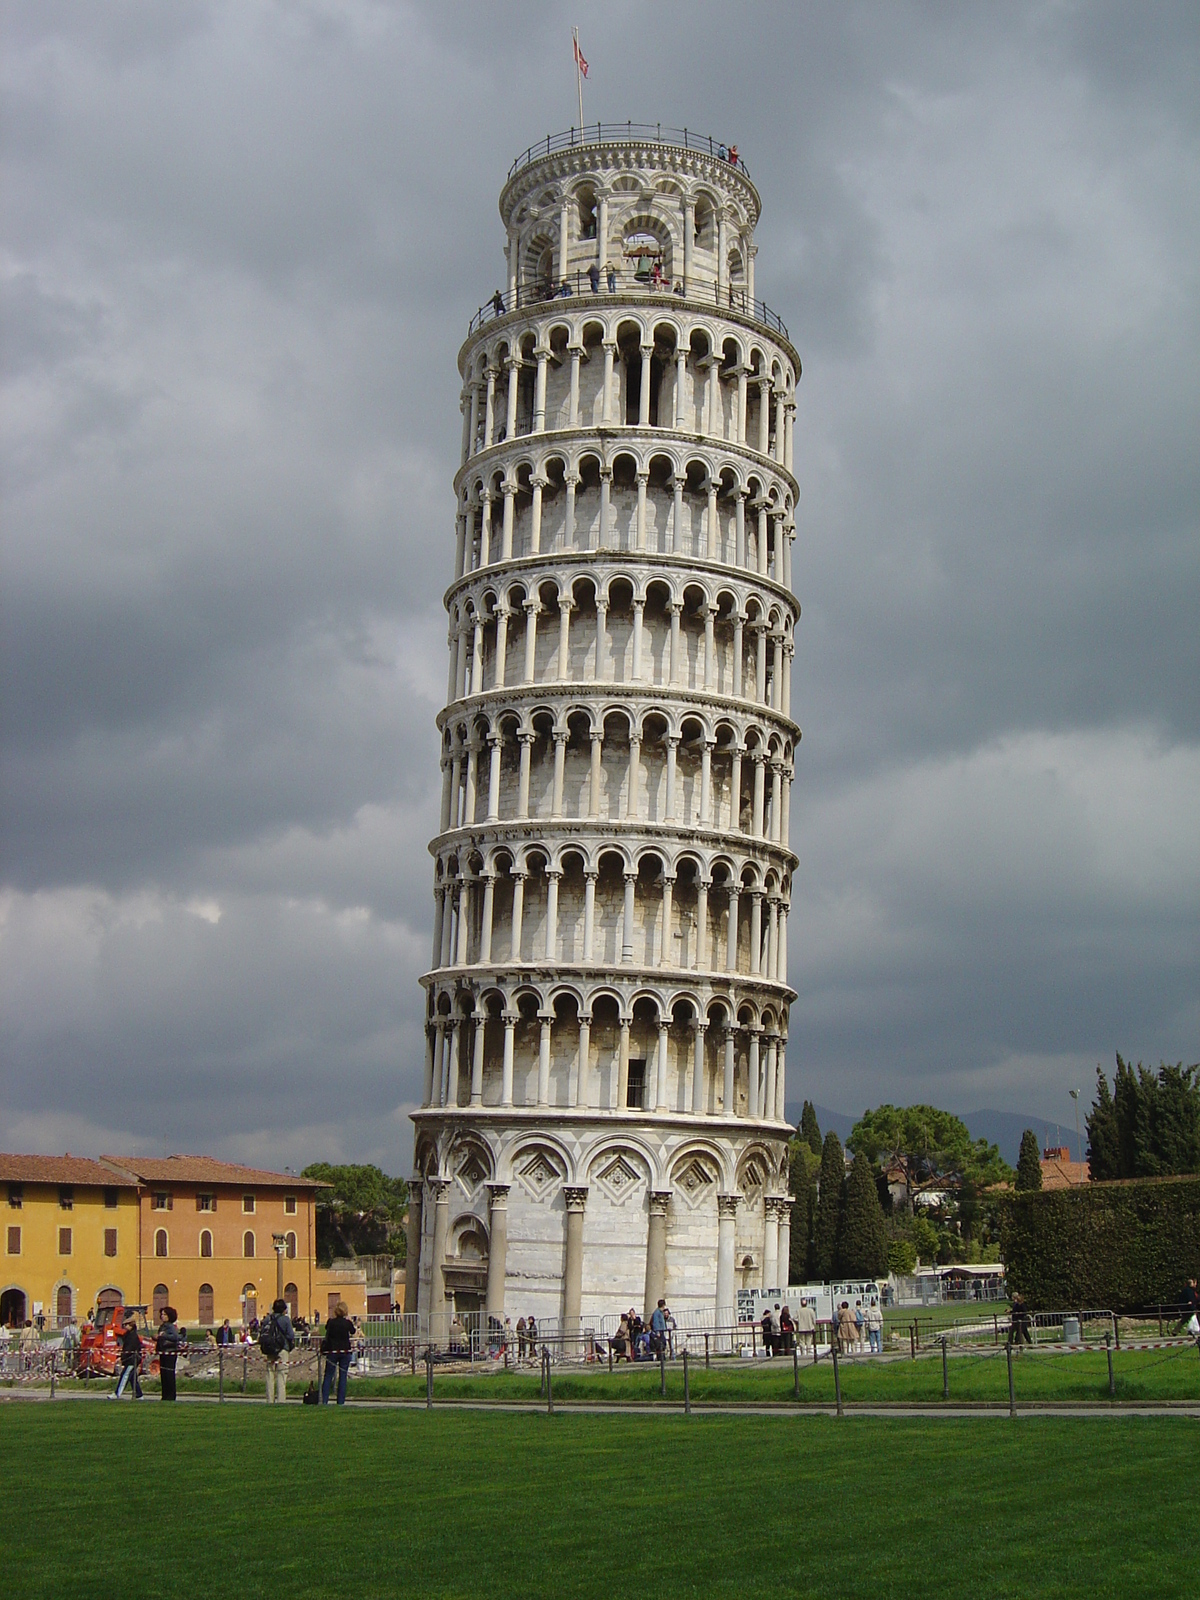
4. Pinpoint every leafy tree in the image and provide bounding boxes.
[301,1163,409,1266]
[1016,1129,1043,1191]
[848,1104,1011,1203]
[799,1101,822,1156]
[812,1131,845,1280]
[910,1214,940,1264]
[957,1177,980,1243]
[1085,1055,1200,1180]
[887,1239,917,1274]
[840,1150,888,1277]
